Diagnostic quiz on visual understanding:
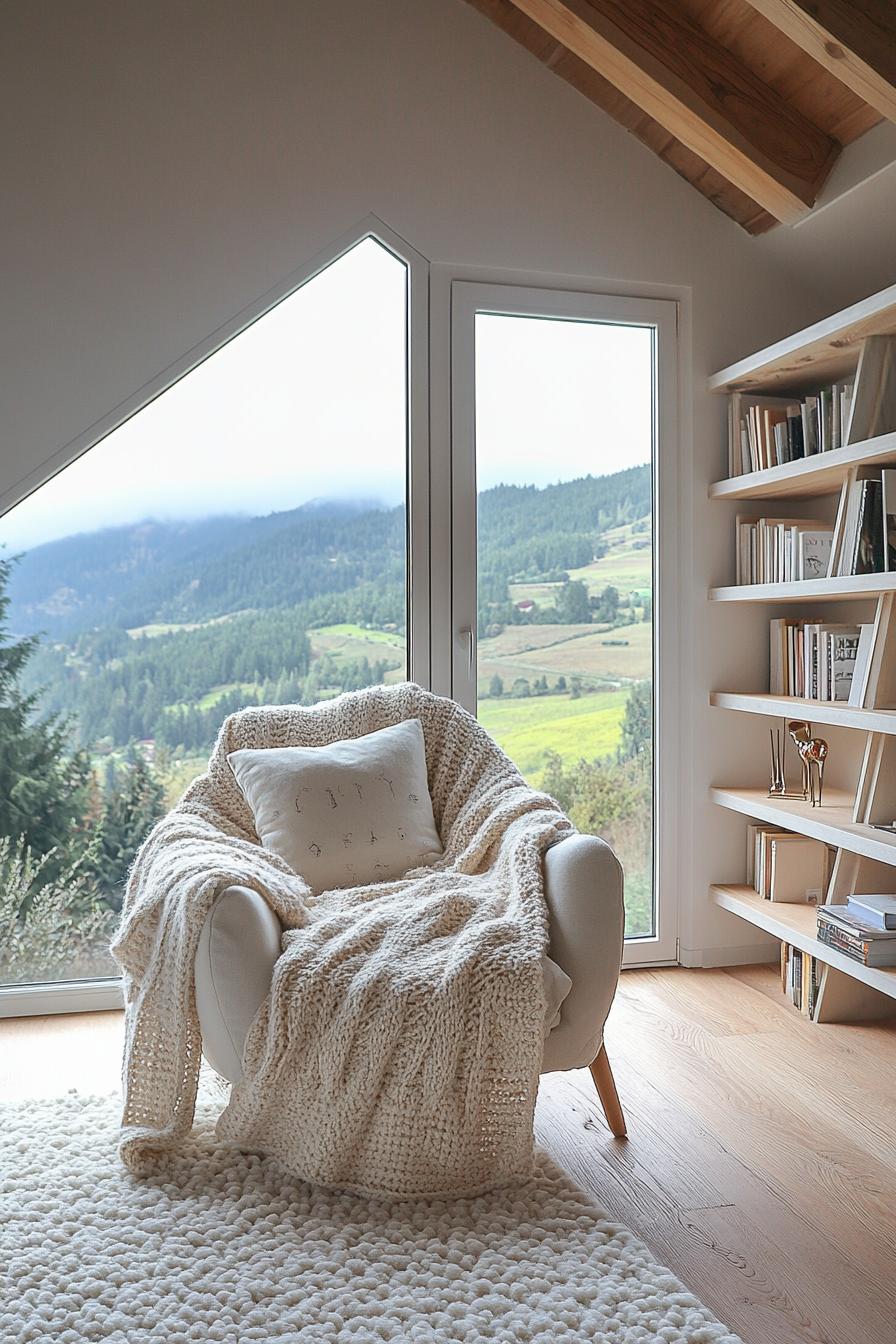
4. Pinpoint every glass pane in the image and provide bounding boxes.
[474,312,654,939]
[0,236,409,987]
